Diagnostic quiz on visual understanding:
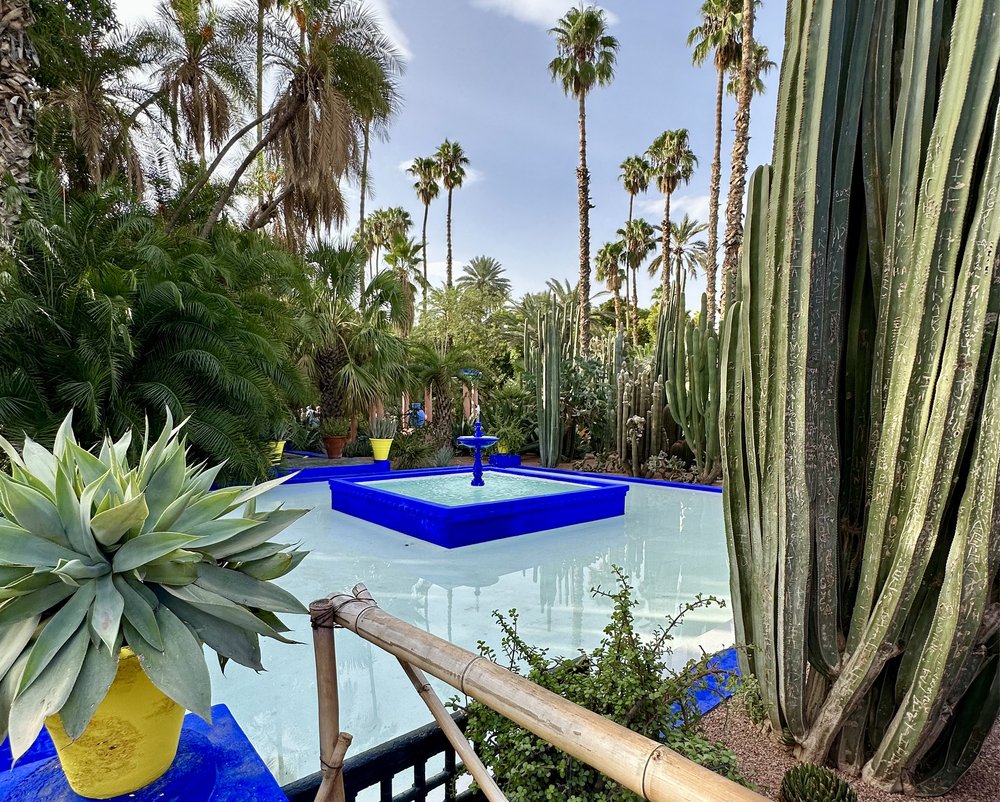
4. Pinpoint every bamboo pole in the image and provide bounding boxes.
[315,584,766,802]
[396,659,507,802]
[310,600,353,802]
